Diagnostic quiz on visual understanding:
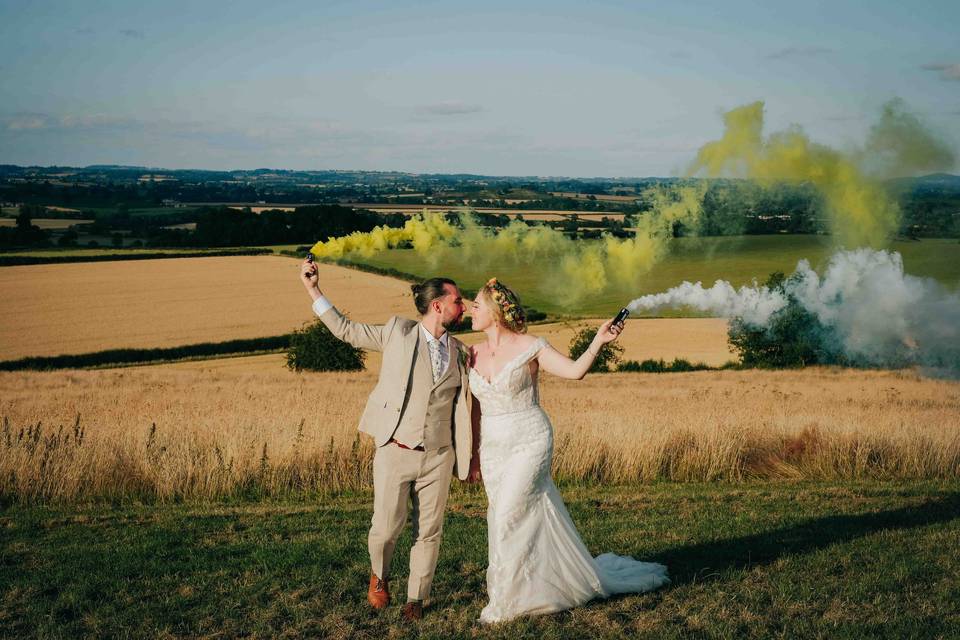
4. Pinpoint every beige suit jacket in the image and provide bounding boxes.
[318,306,473,480]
